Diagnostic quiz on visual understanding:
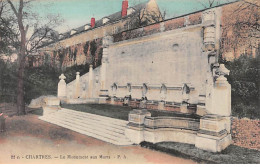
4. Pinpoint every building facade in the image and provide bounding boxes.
[31,0,163,68]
